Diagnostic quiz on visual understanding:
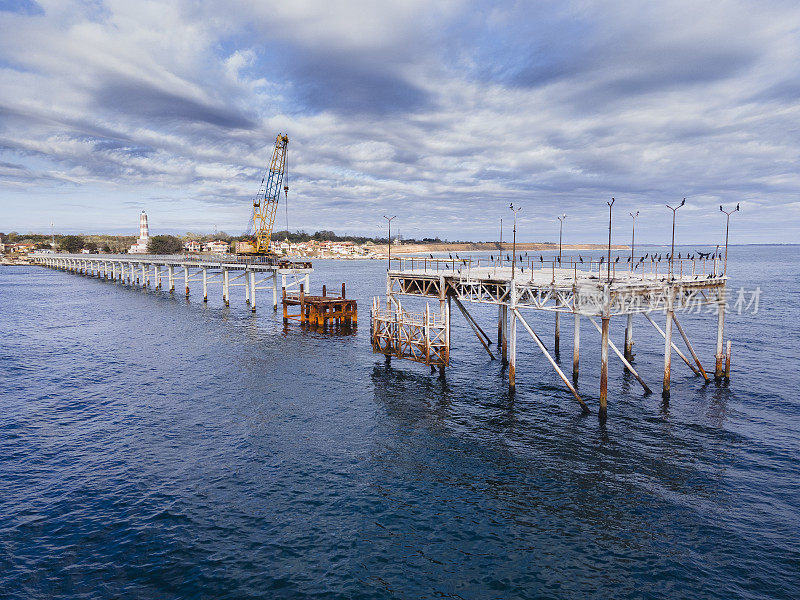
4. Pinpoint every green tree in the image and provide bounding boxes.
[102,244,112,253]
[60,235,84,253]
[85,241,98,252]
[148,235,183,255]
